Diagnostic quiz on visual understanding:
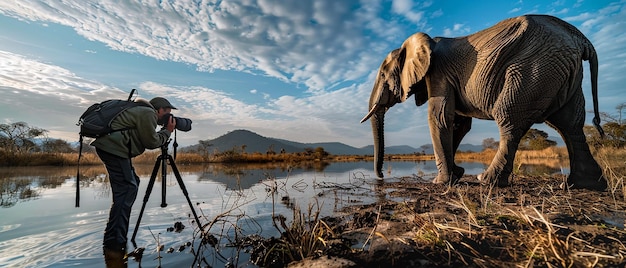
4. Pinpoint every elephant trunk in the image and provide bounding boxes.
[361,77,396,179]
[371,109,385,178]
